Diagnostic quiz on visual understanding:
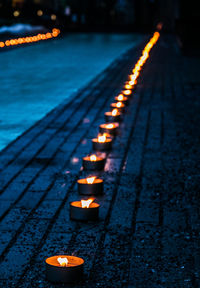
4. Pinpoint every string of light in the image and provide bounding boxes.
[0,28,60,49]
